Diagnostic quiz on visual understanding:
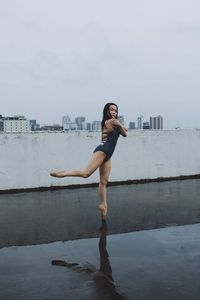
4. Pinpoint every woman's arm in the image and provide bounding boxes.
[109,119,128,137]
